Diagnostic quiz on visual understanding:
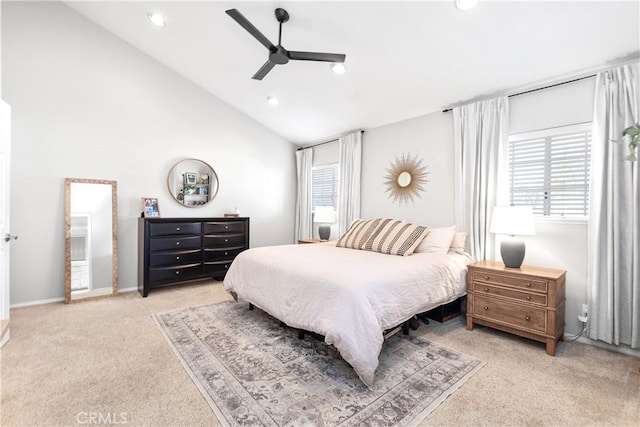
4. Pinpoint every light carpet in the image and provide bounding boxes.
[154,301,484,427]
